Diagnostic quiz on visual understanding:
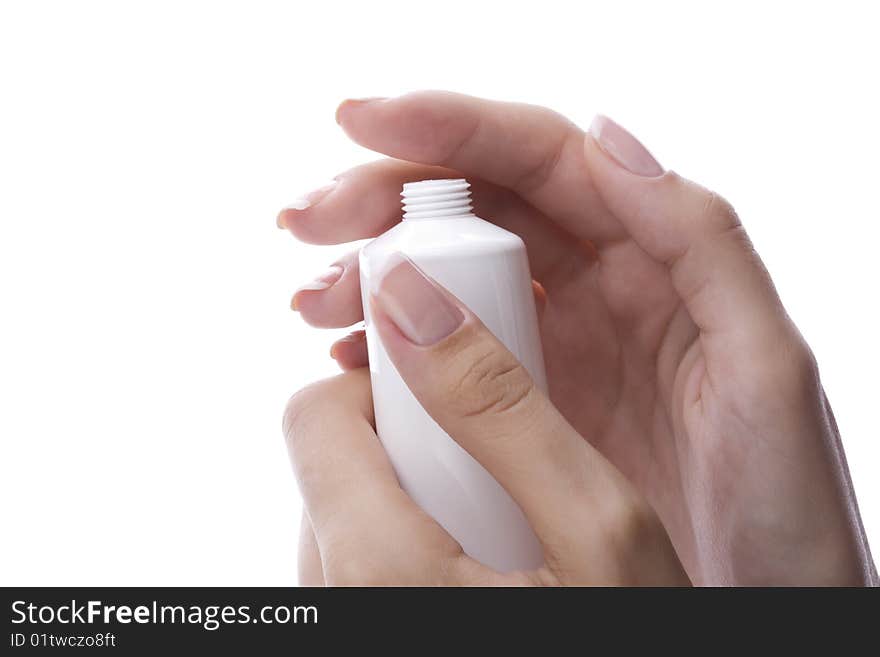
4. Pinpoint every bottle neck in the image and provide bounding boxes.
[401,178,474,221]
